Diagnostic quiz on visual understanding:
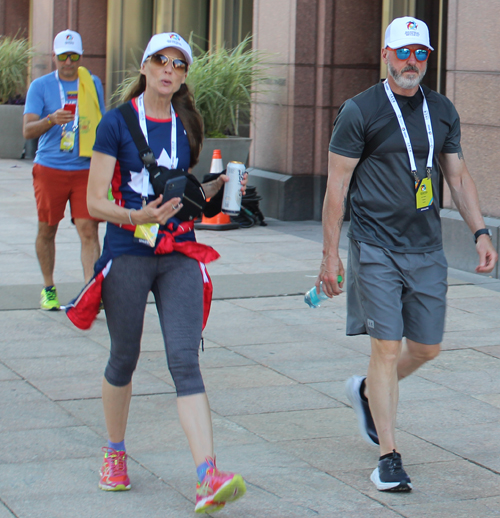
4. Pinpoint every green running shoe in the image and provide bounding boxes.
[40,286,60,311]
